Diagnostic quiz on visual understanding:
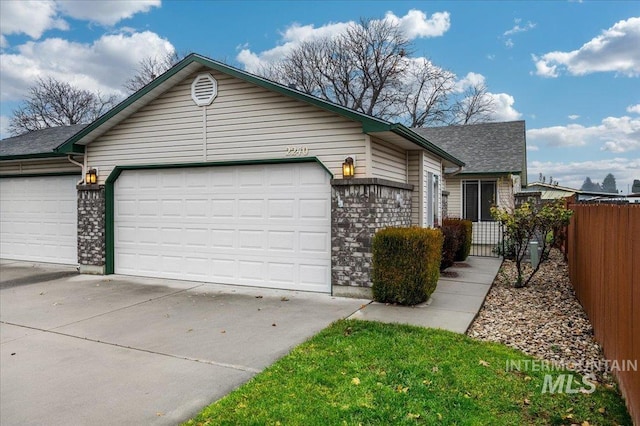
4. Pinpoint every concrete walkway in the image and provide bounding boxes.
[349,256,502,333]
